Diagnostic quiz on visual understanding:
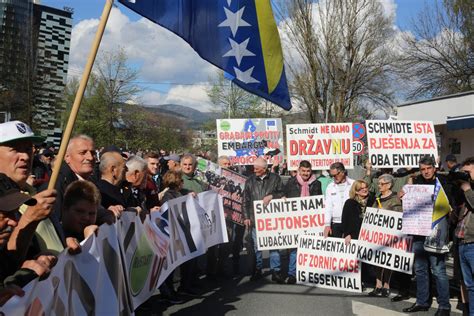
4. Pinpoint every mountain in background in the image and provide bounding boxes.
[142,104,220,129]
